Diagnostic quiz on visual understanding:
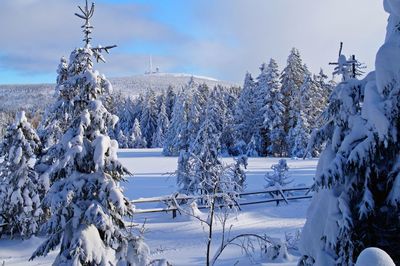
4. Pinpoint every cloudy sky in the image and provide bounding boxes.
[0,0,388,84]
